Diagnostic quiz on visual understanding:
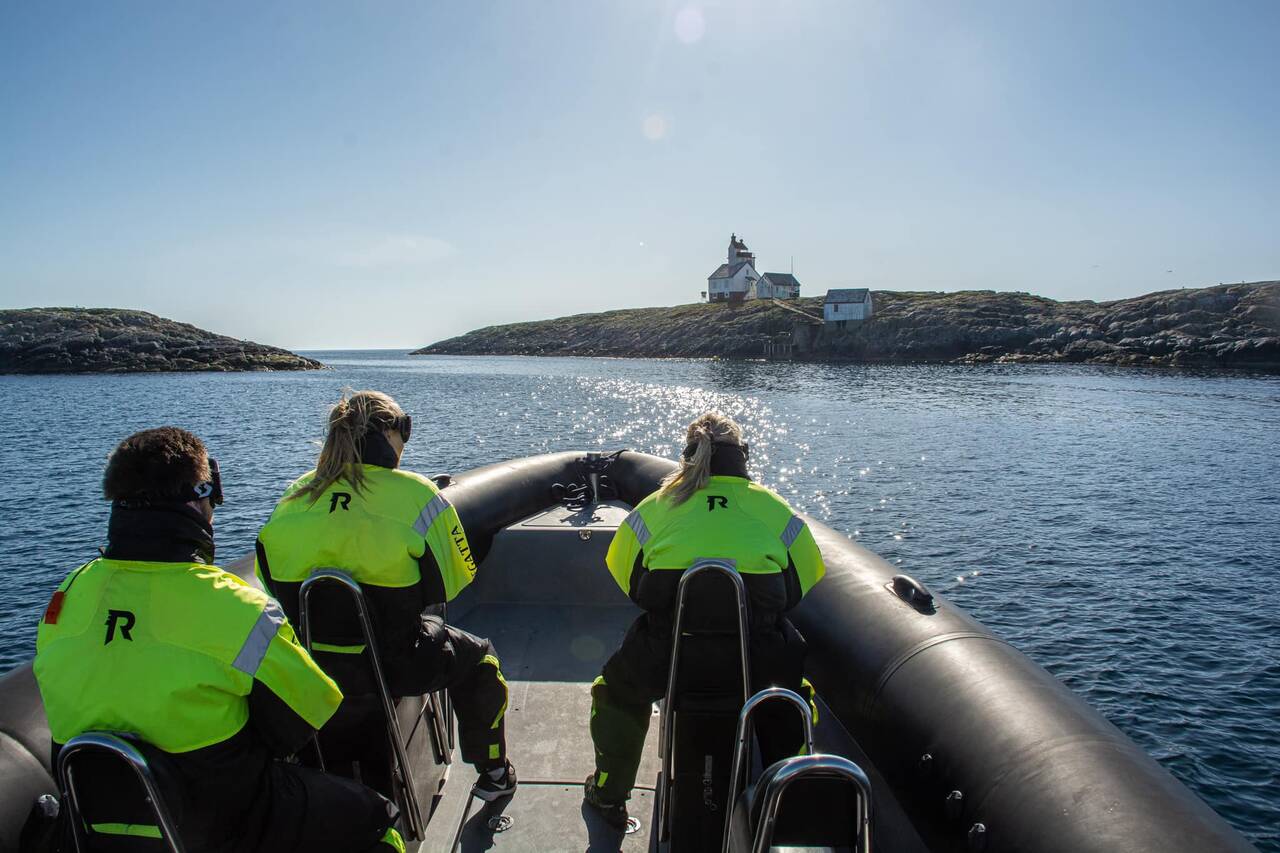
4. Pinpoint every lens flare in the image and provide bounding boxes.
[674,7,706,44]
